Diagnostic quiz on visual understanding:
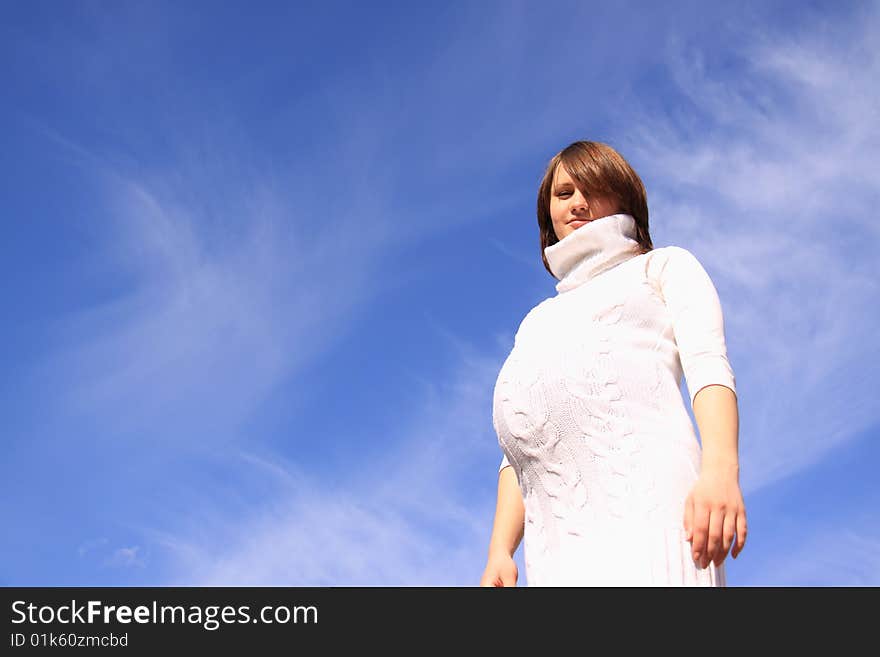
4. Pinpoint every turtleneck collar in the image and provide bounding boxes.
[544,213,642,294]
